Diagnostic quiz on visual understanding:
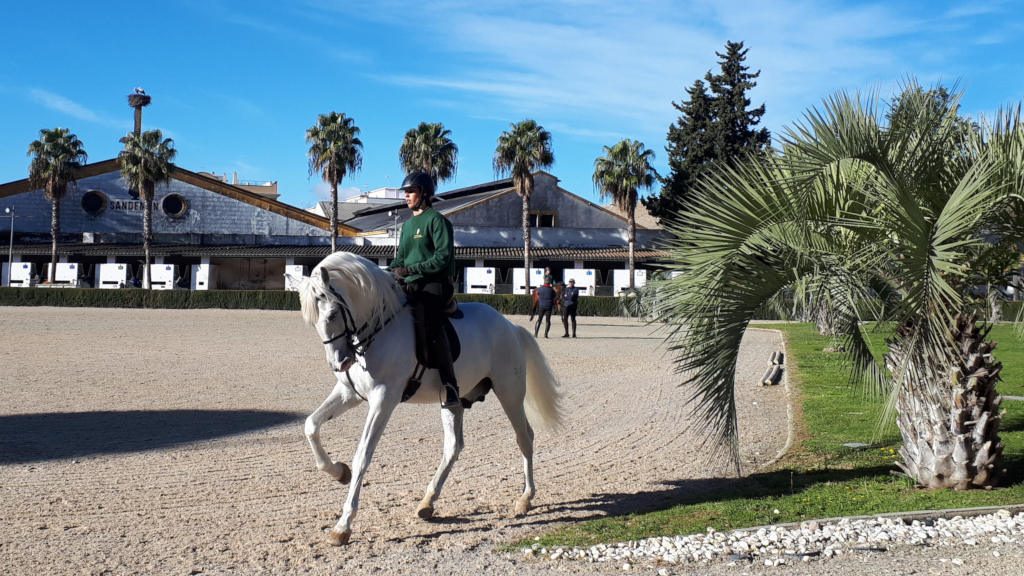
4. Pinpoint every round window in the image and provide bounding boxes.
[81,190,108,216]
[161,194,189,218]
